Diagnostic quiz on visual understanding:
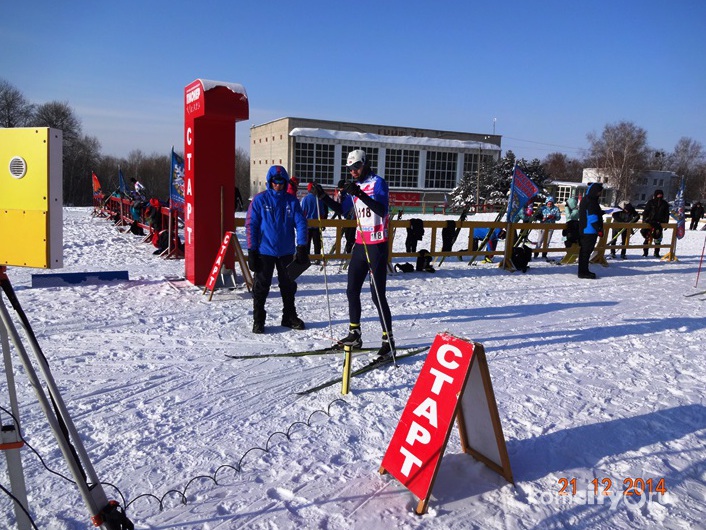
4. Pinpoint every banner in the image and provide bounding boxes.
[92,172,102,195]
[506,164,539,223]
[170,148,185,213]
[674,177,686,239]
[118,167,127,195]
